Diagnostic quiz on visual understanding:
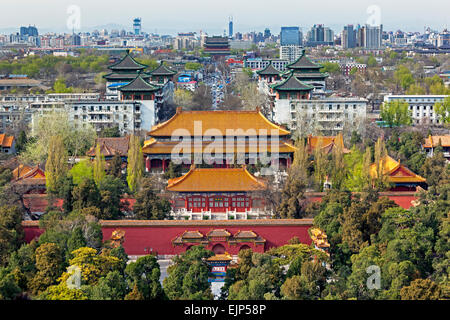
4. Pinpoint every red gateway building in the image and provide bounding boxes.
[167,166,269,220]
